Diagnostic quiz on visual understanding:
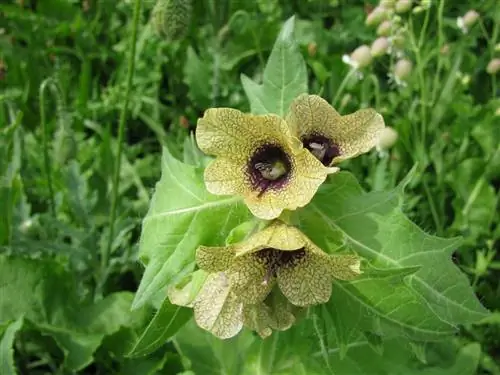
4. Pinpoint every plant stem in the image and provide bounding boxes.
[332,68,356,108]
[101,0,143,287]
[423,177,442,235]
[39,79,56,218]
